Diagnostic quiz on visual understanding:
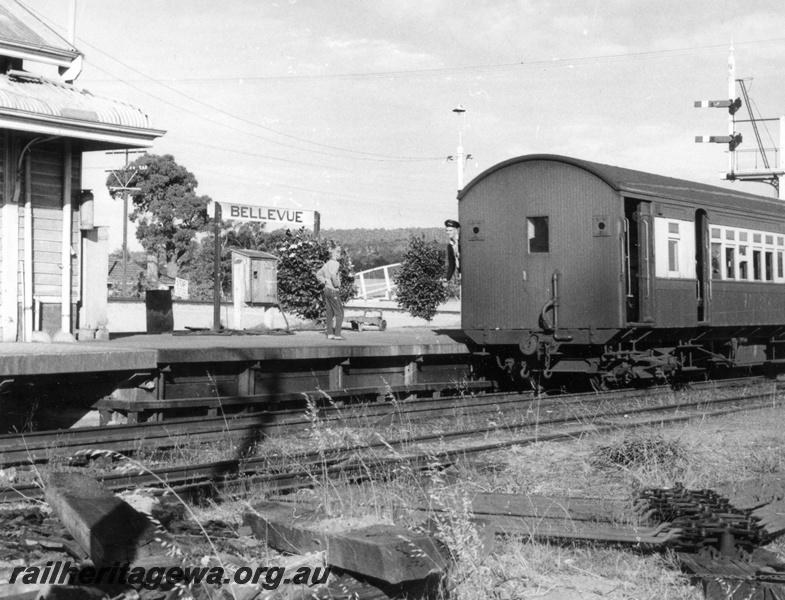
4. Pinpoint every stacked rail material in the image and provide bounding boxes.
[409,492,680,546]
[636,485,765,552]
[678,550,785,600]
[636,482,785,599]
[715,476,785,541]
